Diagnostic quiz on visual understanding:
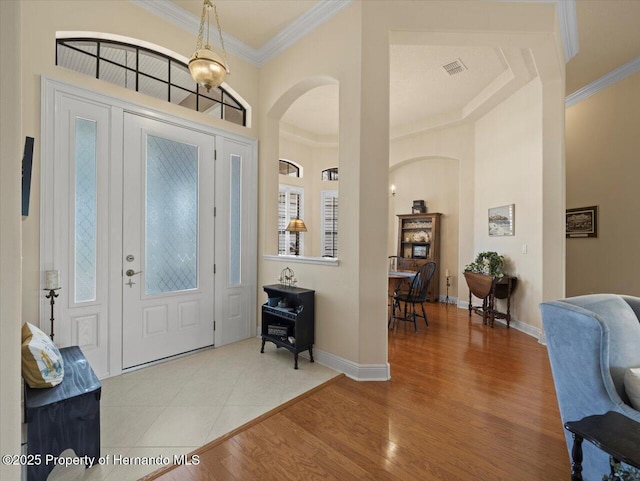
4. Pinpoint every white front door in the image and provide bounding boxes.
[122,113,215,368]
